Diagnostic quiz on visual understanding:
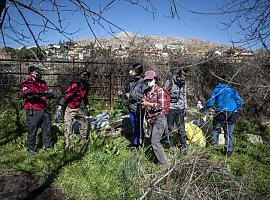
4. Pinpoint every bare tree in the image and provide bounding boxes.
[0,1,185,49]
[219,0,270,51]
